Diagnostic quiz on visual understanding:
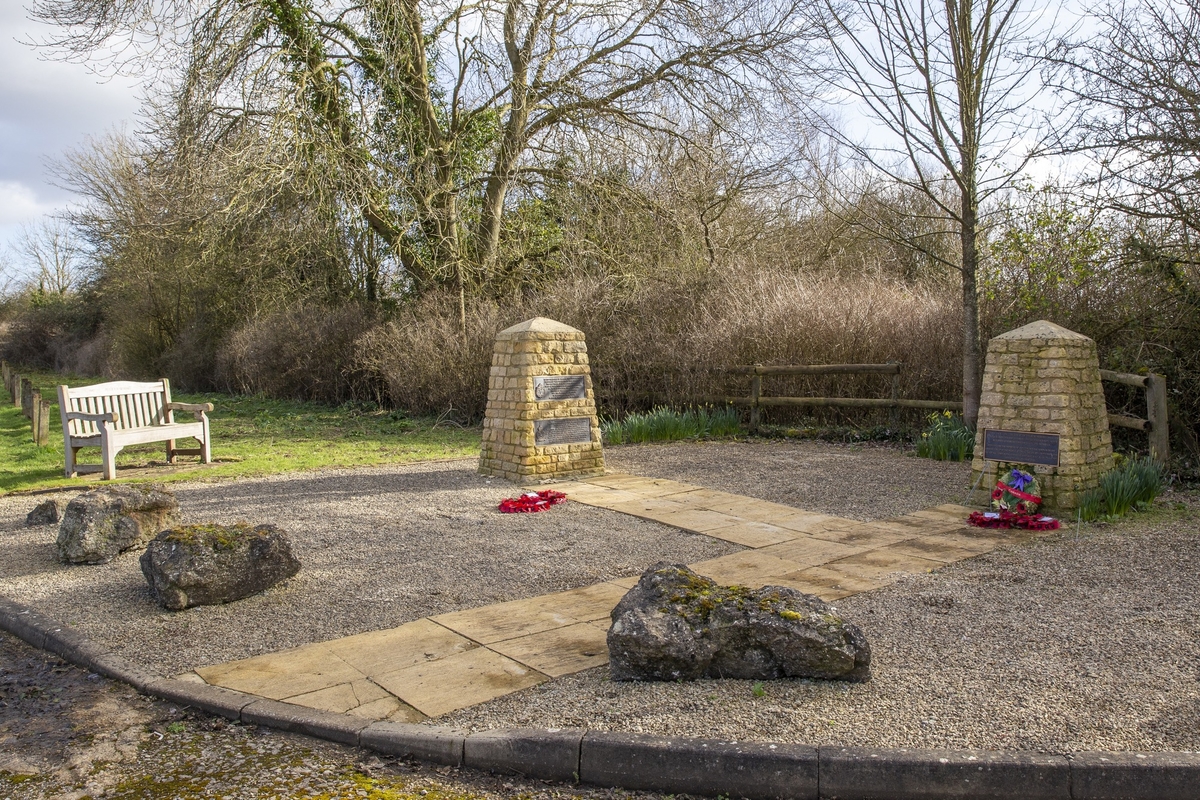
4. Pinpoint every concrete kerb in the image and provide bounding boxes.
[4,594,1200,800]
